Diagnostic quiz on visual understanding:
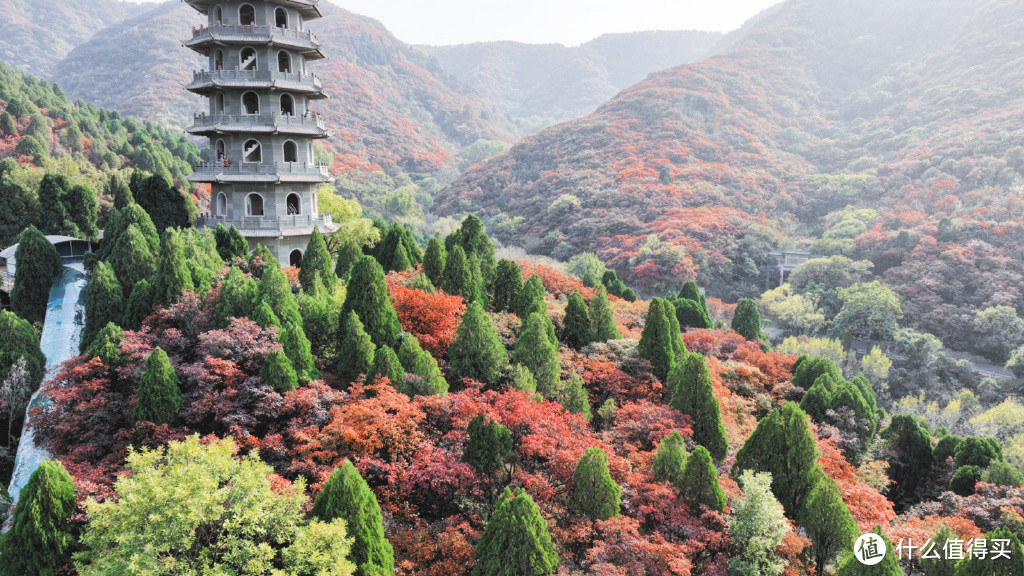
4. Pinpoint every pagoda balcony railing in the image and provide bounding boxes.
[187,69,323,93]
[197,212,334,231]
[188,113,326,133]
[191,161,331,178]
[186,24,322,55]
